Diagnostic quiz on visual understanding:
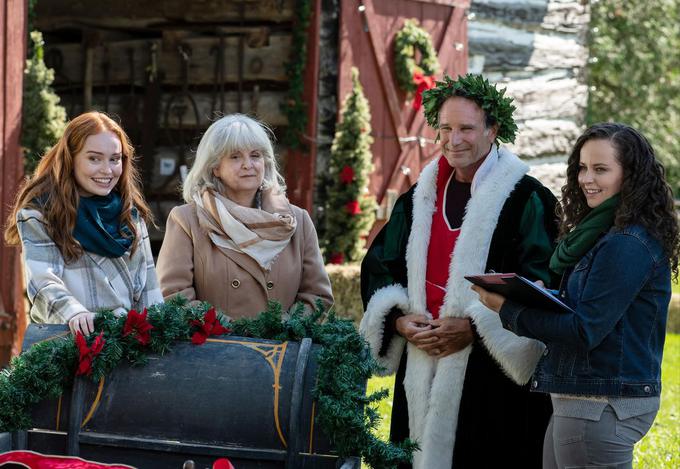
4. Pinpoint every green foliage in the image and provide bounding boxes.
[21,31,68,173]
[0,297,415,468]
[393,18,439,93]
[281,0,312,149]
[588,0,680,193]
[422,74,518,144]
[634,333,679,468]
[321,68,377,264]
